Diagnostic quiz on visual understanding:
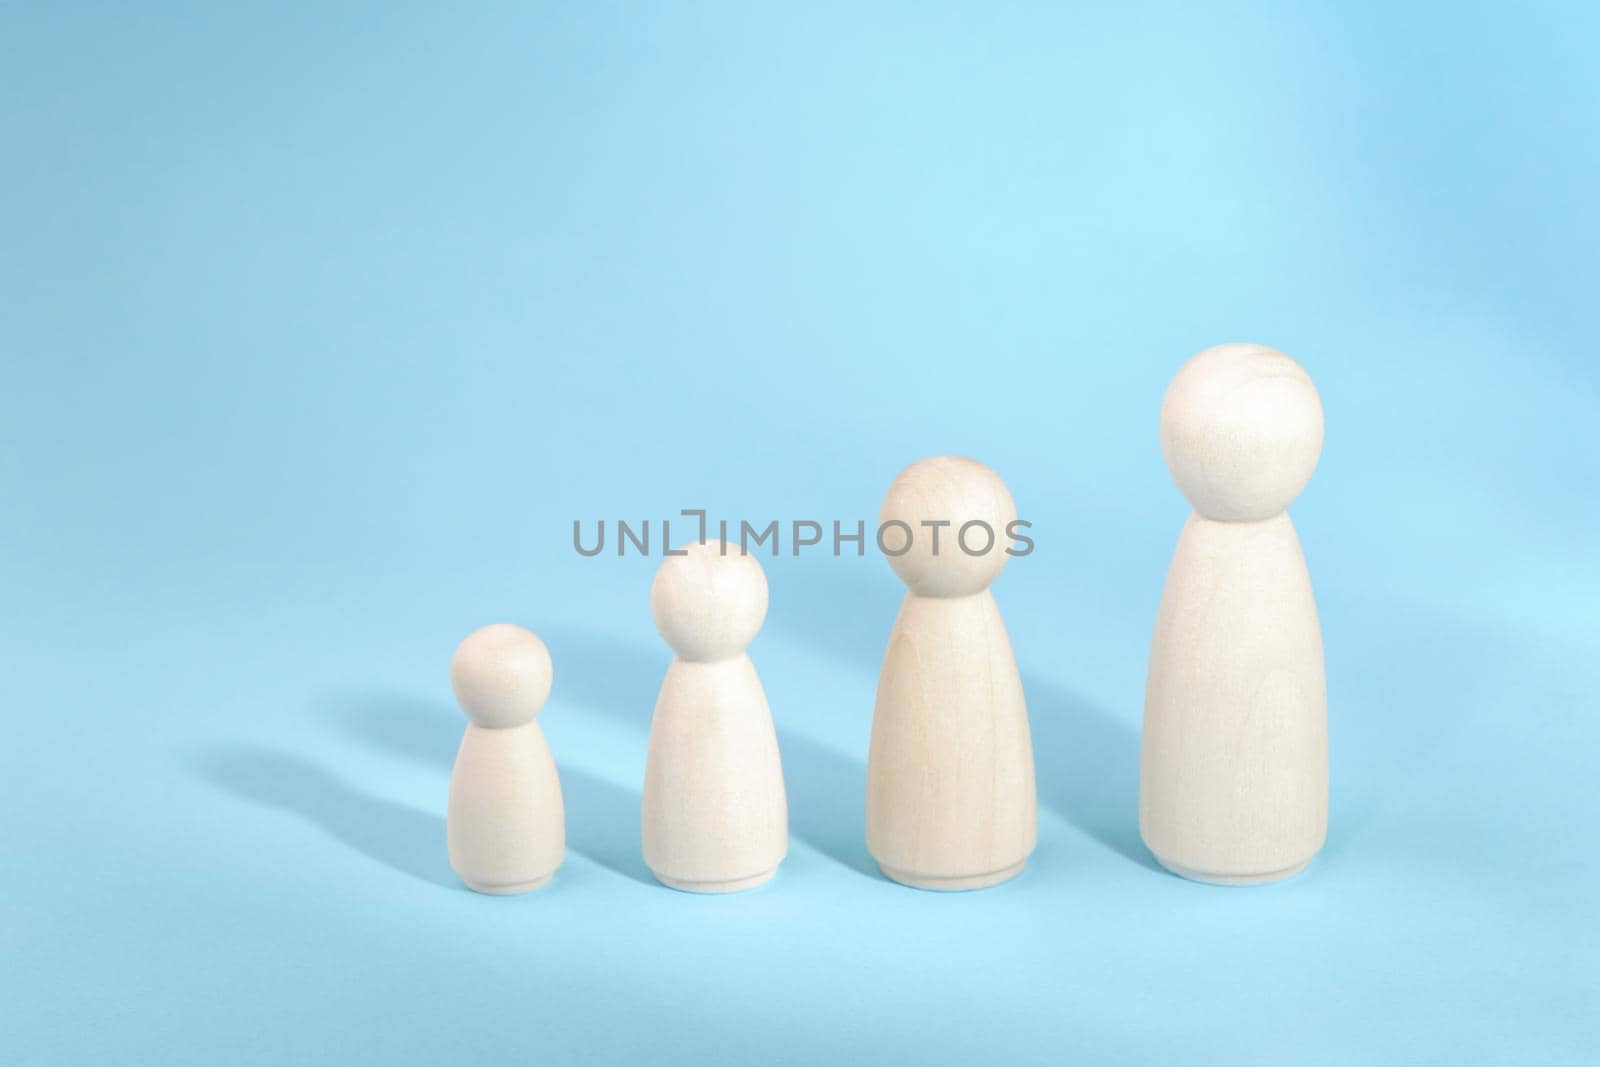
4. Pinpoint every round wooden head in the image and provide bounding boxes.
[879,455,1017,598]
[1160,343,1324,521]
[651,540,769,662]
[450,623,553,729]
